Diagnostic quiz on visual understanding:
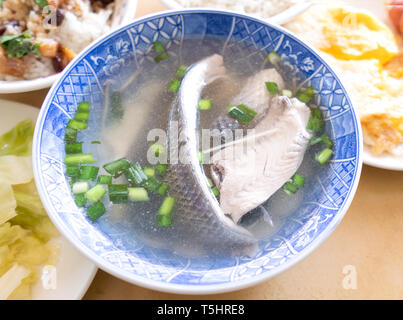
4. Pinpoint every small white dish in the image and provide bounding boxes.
[363,148,403,171]
[0,99,97,300]
[0,0,138,94]
[158,0,313,25]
